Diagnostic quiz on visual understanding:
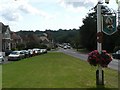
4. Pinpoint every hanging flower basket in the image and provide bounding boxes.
[87,50,112,67]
